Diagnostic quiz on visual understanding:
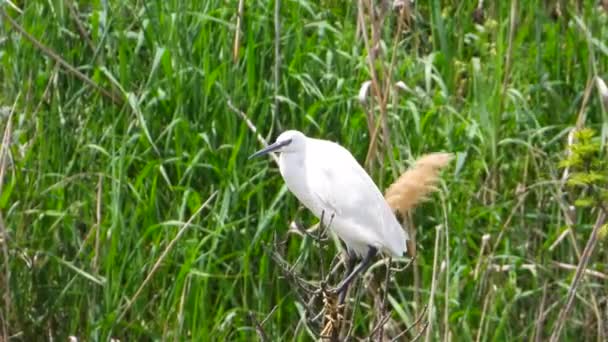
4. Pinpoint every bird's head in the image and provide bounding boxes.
[249,130,306,159]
